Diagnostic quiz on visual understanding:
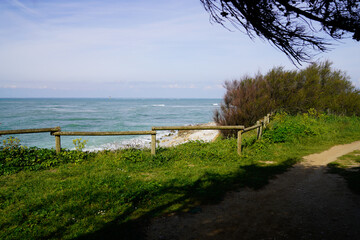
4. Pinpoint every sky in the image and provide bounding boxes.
[0,0,359,98]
